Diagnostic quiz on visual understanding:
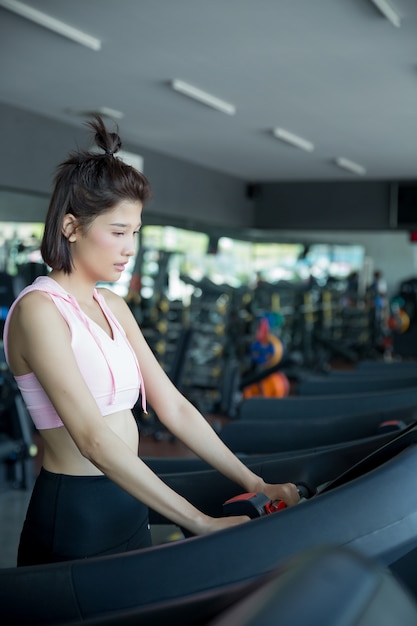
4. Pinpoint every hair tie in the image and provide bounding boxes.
[104,149,114,156]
